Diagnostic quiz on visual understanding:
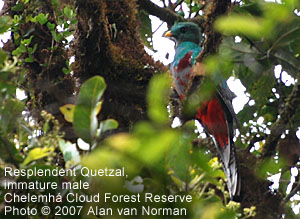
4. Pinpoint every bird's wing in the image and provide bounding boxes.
[217,81,240,130]
[216,82,241,199]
